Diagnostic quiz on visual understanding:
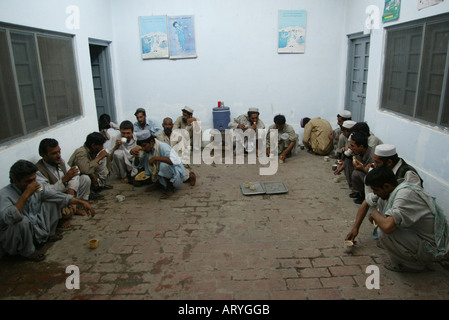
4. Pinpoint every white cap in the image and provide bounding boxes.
[182,106,194,114]
[375,144,397,157]
[339,110,352,118]
[342,120,356,129]
[248,107,259,113]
